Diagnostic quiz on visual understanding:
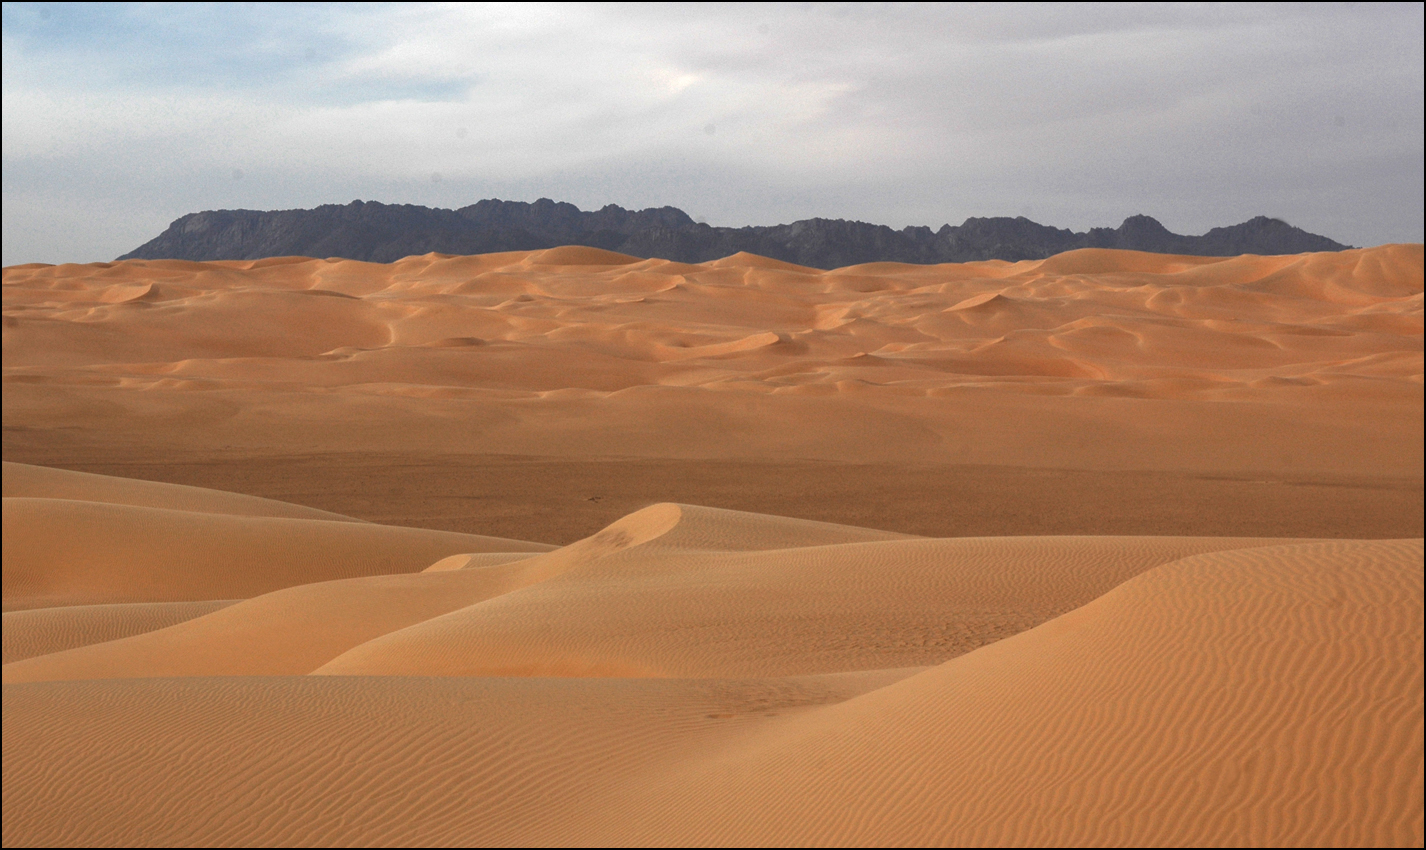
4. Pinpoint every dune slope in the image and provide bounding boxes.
[2,601,240,664]
[3,518,1419,846]
[579,539,1423,847]
[313,505,1290,679]
[1,497,554,611]
[2,461,364,520]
